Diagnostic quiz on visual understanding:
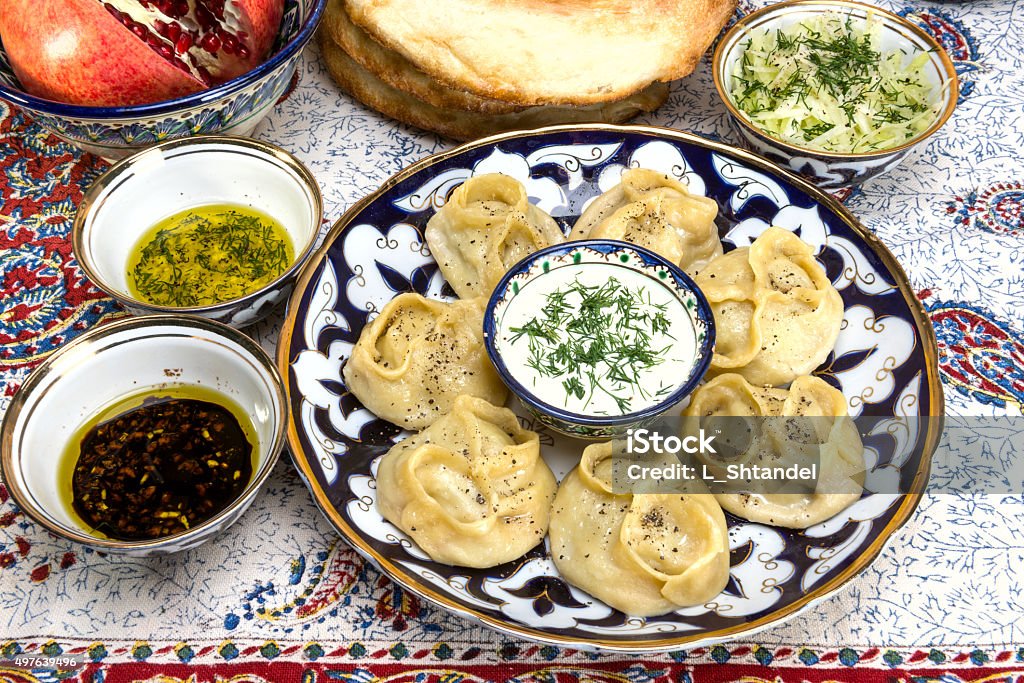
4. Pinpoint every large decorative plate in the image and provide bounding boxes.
[277,125,941,651]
